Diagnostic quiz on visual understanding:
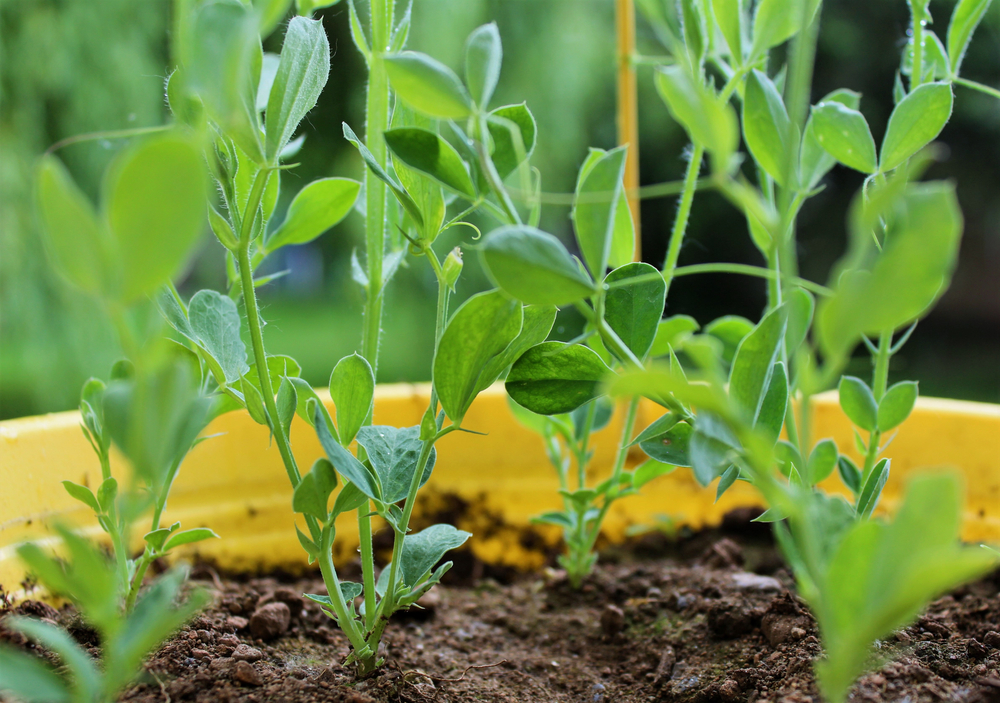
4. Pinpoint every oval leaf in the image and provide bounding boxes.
[487,103,537,180]
[573,147,628,278]
[265,178,360,253]
[743,70,797,186]
[384,128,476,198]
[879,82,953,173]
[385,51,473,119]
[604,262,667,361]
[811,102,878,174]
[465,22,502,107]
[400,524,472,587]
[329,353,375,445]
[506,342,611,415]
[877,380,918,432]
[838,376,878,431]
[356,425,435,504]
